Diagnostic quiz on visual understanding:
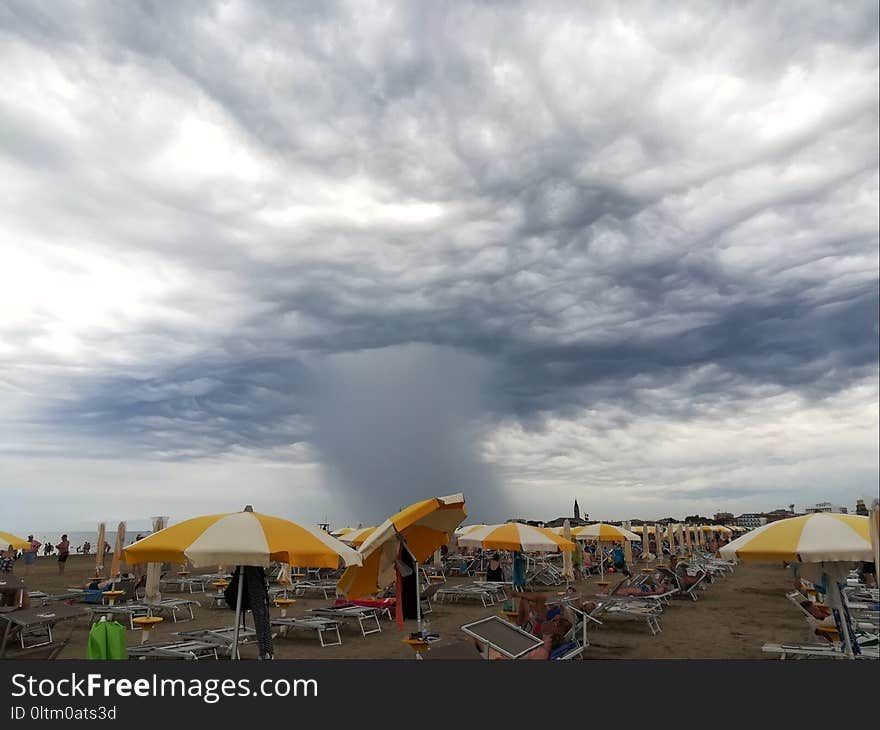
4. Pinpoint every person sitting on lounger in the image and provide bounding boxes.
[475,614,573,660]
[614,577,675,597]
[668,557,707,587]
